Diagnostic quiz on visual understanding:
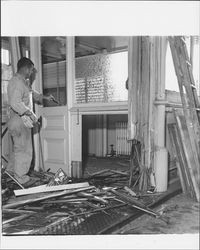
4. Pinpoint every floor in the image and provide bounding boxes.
[2,156,199,236]
[113,193,199,234]
[83,157,200,235]
[83,156,130,177]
